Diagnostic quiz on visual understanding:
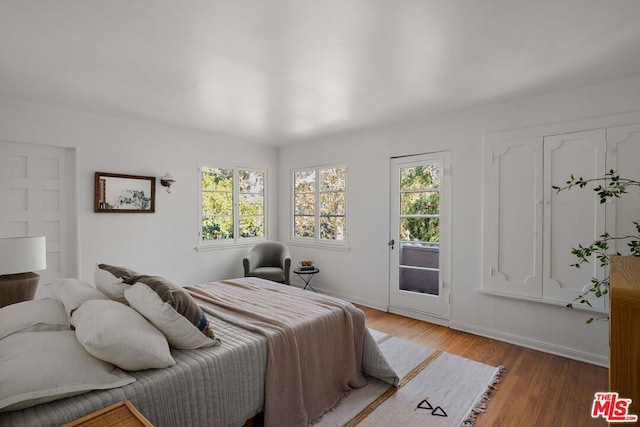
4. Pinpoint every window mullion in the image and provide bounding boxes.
[233,169,239,243]
[315,168,321,242]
